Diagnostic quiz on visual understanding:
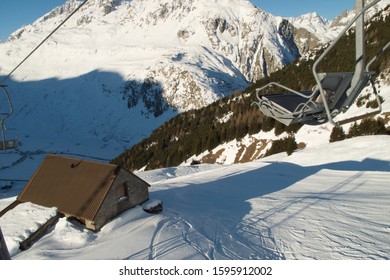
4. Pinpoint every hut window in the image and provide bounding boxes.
[117,183,128,203]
